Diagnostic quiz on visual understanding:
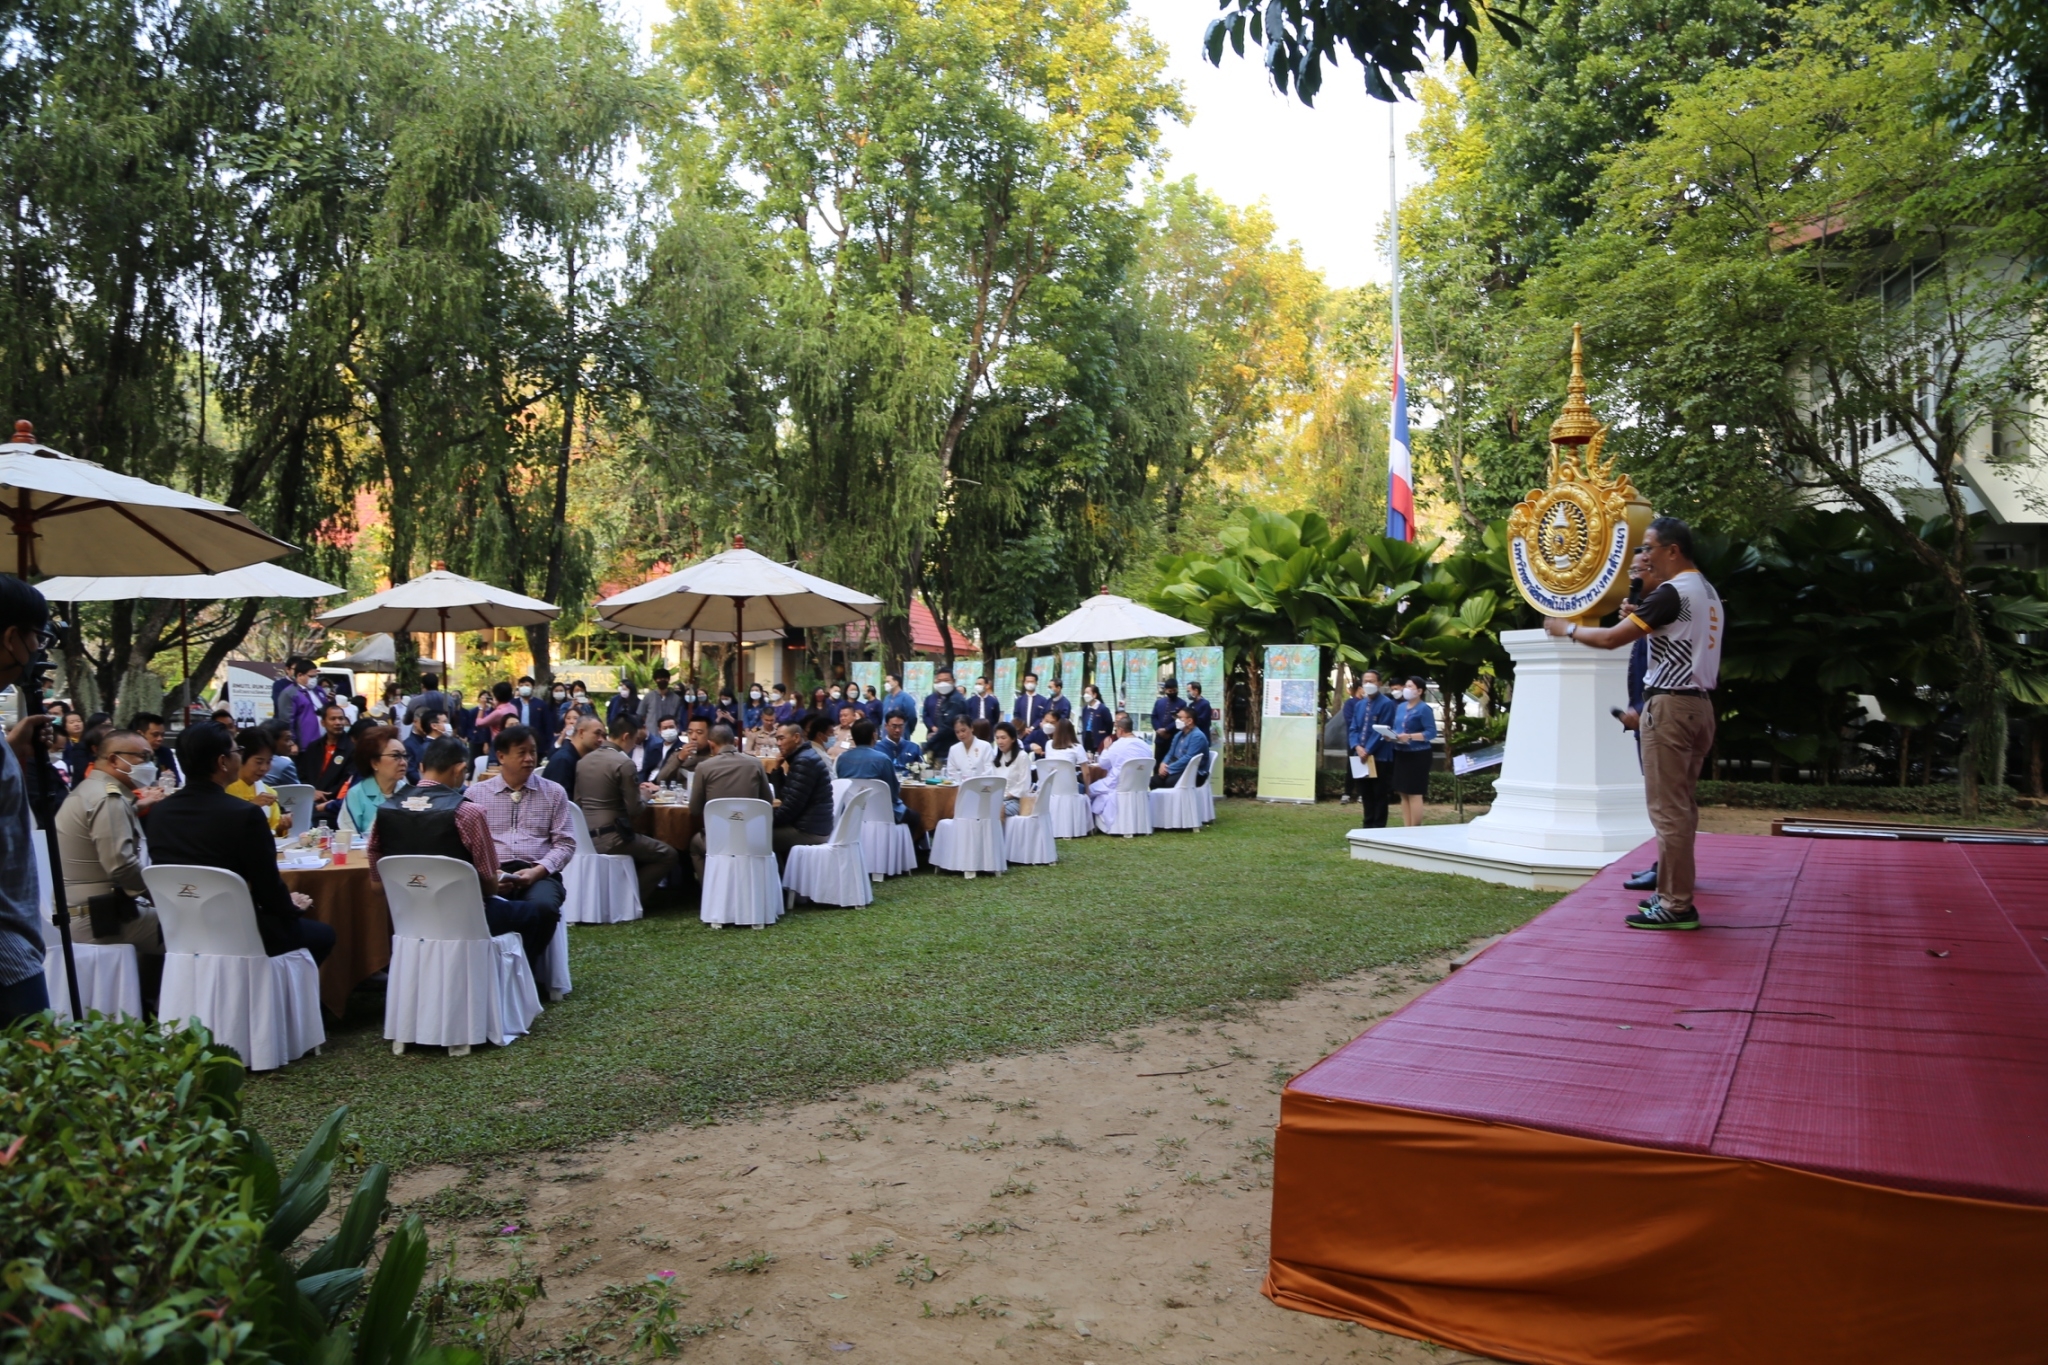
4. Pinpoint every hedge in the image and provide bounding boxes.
[0,1014,473,1365]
